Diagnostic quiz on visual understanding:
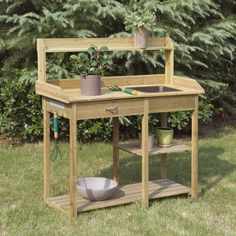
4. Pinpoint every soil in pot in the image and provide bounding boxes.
[80,75,101,96]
